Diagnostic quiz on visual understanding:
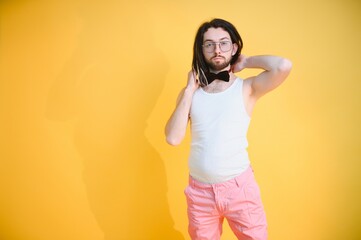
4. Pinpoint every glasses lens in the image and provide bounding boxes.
[203,43,214,53]
[220,41,231,52]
